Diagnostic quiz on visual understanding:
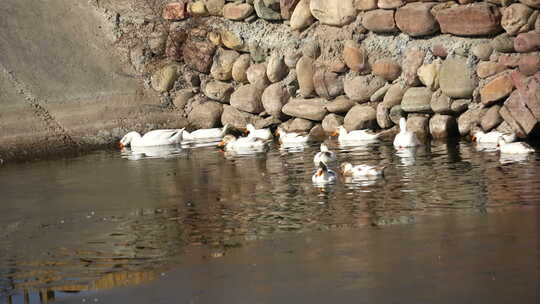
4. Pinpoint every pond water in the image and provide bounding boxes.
[1,139,540,302]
